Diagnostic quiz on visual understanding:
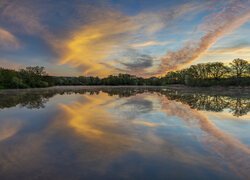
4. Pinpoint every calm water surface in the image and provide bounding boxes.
[0,87,249,180]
